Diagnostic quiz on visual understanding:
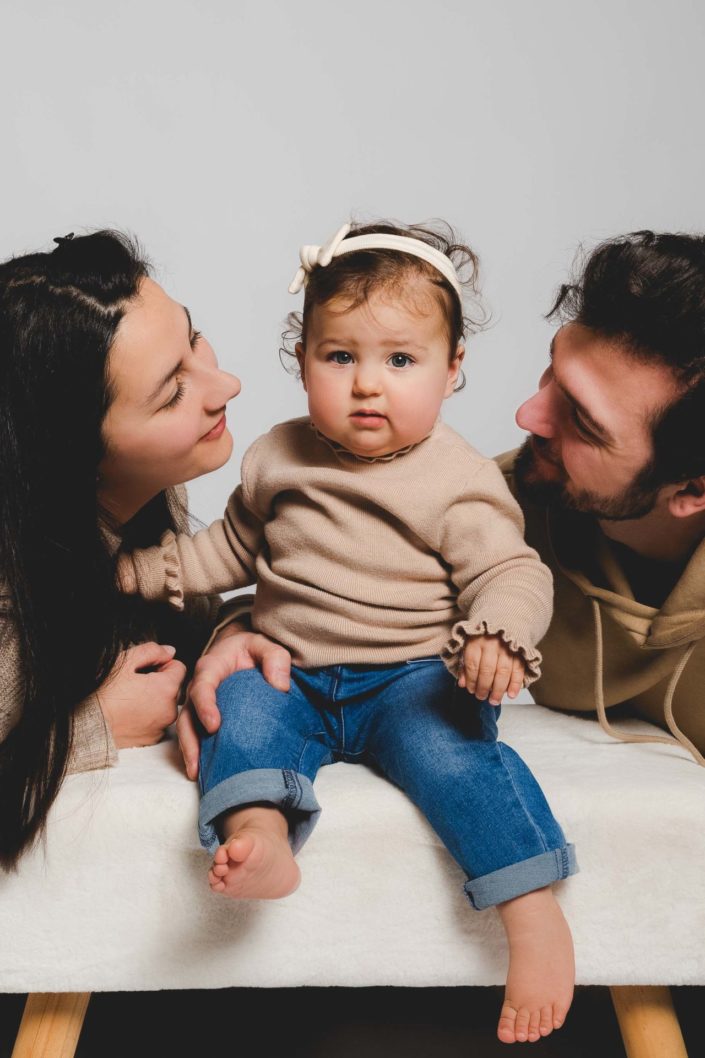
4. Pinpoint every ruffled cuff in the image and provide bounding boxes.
[117,530,185,611]
[159,530,185,612]
[441,619,542,686]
